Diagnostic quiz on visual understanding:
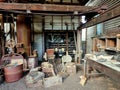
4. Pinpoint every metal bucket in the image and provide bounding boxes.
[4,64,23,83]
